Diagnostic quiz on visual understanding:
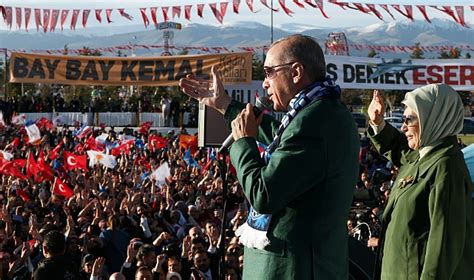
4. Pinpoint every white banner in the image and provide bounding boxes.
[325,56,474,91]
